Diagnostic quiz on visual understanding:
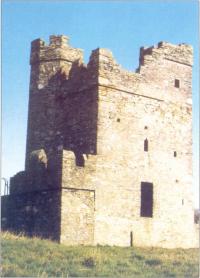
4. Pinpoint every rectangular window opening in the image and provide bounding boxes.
[140,182,153,217]
[175,79,180,88]
[144,139,148,152]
